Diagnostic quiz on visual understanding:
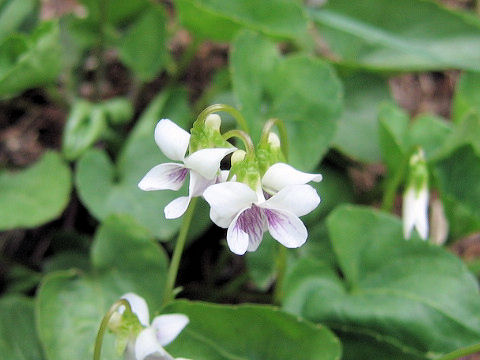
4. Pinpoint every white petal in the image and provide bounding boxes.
[261,184,320,217]
[217,170,230,183]
[164,197,190,219]
[262,163,322,193]
[151,314,189,346]
[183,148,235,180]
[135,328,171,360]
[120,293,149,327]
[209,208,233,228]
[203,182,258,224]
[155,119,190,162]
[189,171,215,198]
[263,208,307,248]
[415,188,429,240]
[138,163,188,191]
[402,188,416,240]
[227,206,265,255]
